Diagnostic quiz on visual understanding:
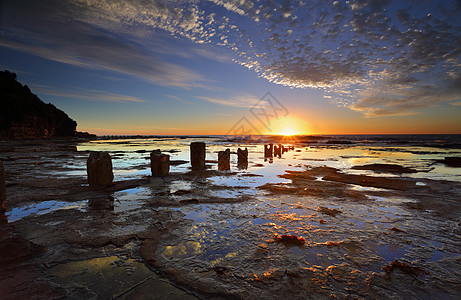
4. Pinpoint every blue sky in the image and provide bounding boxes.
[1,0,460,135]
